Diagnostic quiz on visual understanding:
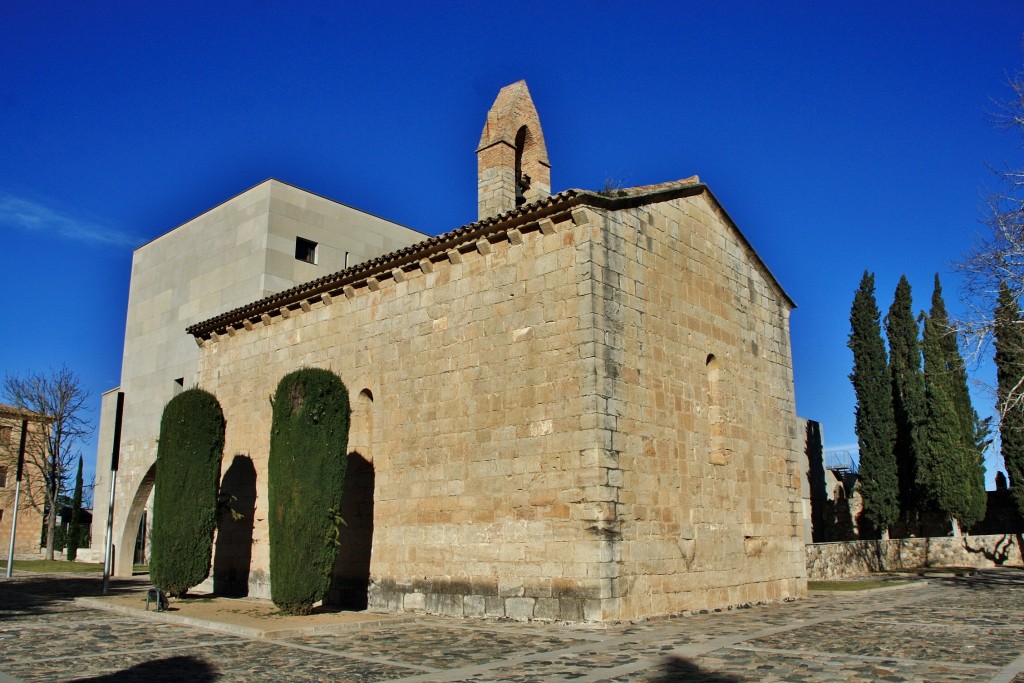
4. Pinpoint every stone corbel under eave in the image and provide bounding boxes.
[571,207,593,226]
